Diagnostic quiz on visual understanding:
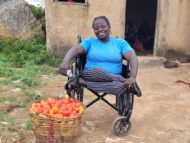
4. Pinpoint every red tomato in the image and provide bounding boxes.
[55,101,61,106]
[47,98,56,104]
[38,106,43,113]
[72,110,77,114]
[60,106,68,111]
[68,107,74,112]
[63,110,70,116]
[71,102,76,108]
[62,98,70,104]
[58,110,64,115]
[52,107,59,114]
[76,103,82,108]
[42,109,48,115]
[75,108,79,112]
[69,98,74,102]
